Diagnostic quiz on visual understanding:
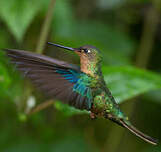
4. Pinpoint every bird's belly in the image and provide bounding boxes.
[91,88,117,117]
[91,90,107,115]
